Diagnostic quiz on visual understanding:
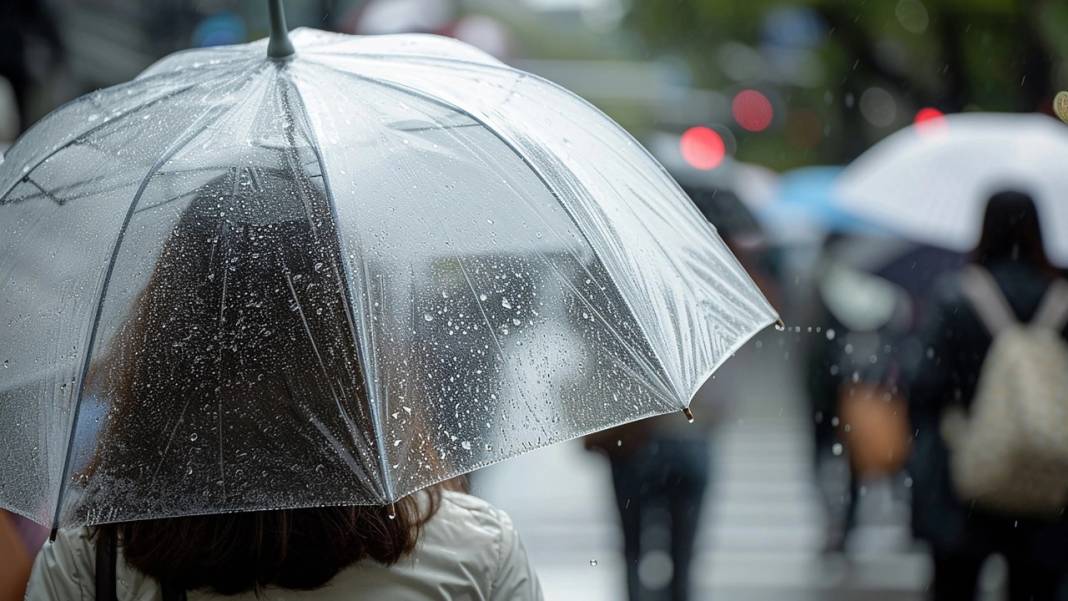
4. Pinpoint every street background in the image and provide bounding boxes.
[4,1,1068,600]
